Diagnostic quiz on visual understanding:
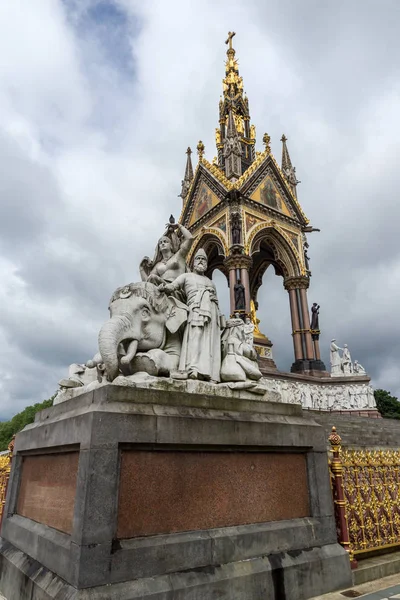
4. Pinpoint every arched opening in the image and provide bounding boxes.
[248,226,303,371]
[256,268,293,371]
[212,269,230,317]
[188,232,228,281]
